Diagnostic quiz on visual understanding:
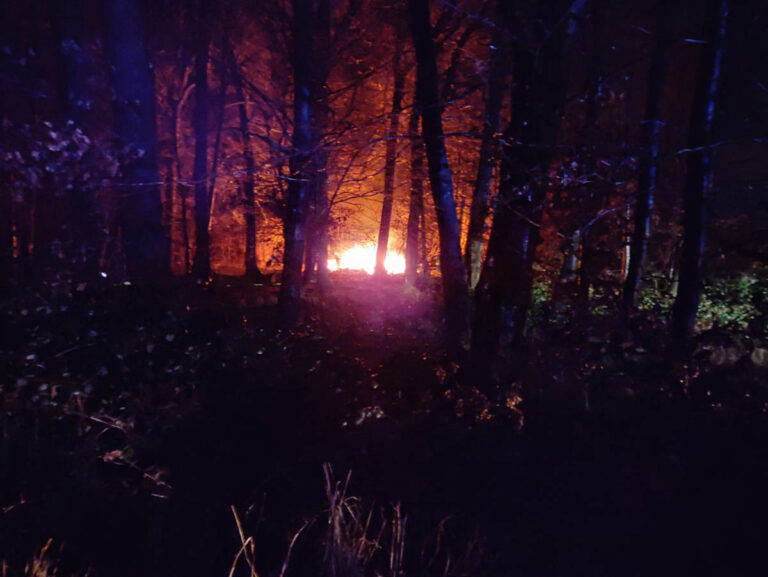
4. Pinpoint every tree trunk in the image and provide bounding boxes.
[409,0,468,353]
[228,45,265,280]
[375,29,406,276]
[304,0,332,286]
[278,0,313,327]
[622,5,670,314]
[206,57,227,220]
[474,48,537,354]
[104,0,169,281]
[670,0,728,347]
[574,0,604,314]
[475,0,585,354]
[464,0,506,289]
[405,95,424,285]
[191,0,211,280]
